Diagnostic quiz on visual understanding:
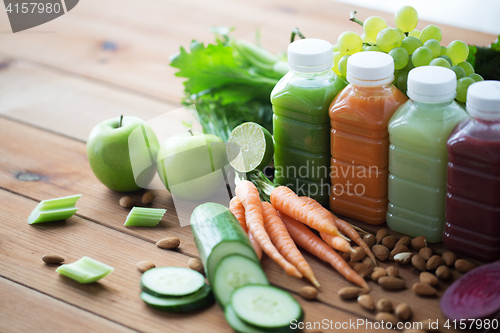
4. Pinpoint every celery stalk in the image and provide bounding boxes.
[124,207,166,227]
[56,257,113,284]
[28,194,82,224]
